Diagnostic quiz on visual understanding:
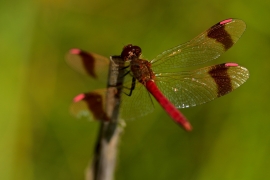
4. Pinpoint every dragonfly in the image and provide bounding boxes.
[66,18,249,131]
